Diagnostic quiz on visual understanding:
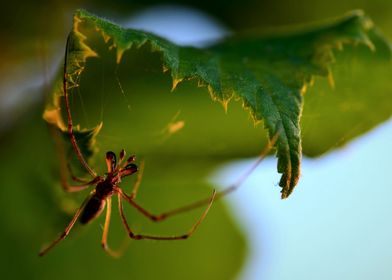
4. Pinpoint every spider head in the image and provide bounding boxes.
[105,150,138,180]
